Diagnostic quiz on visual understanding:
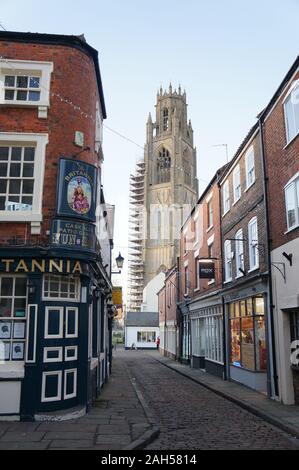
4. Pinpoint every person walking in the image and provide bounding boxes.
[156,336,160,350]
